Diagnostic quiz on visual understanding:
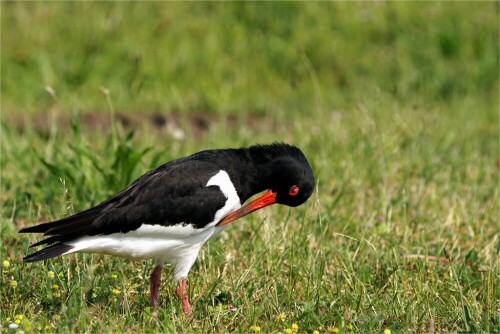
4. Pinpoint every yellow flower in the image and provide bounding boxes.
[3,260,10,268]
[15,315,24,321]
[313,331,320,334]
[10,280,18,288]
[111,274,118,280]
[278,312,286,321]
[347,324,353,330]
[15,319,21,325]
[384,329,391,334]
[112,288,120,295]
[285,329,293,334]
[250,325,262,332]
[328,327,339,333]
[47,270,55,278]
[291,323,299,332]
[52,284,59,290]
